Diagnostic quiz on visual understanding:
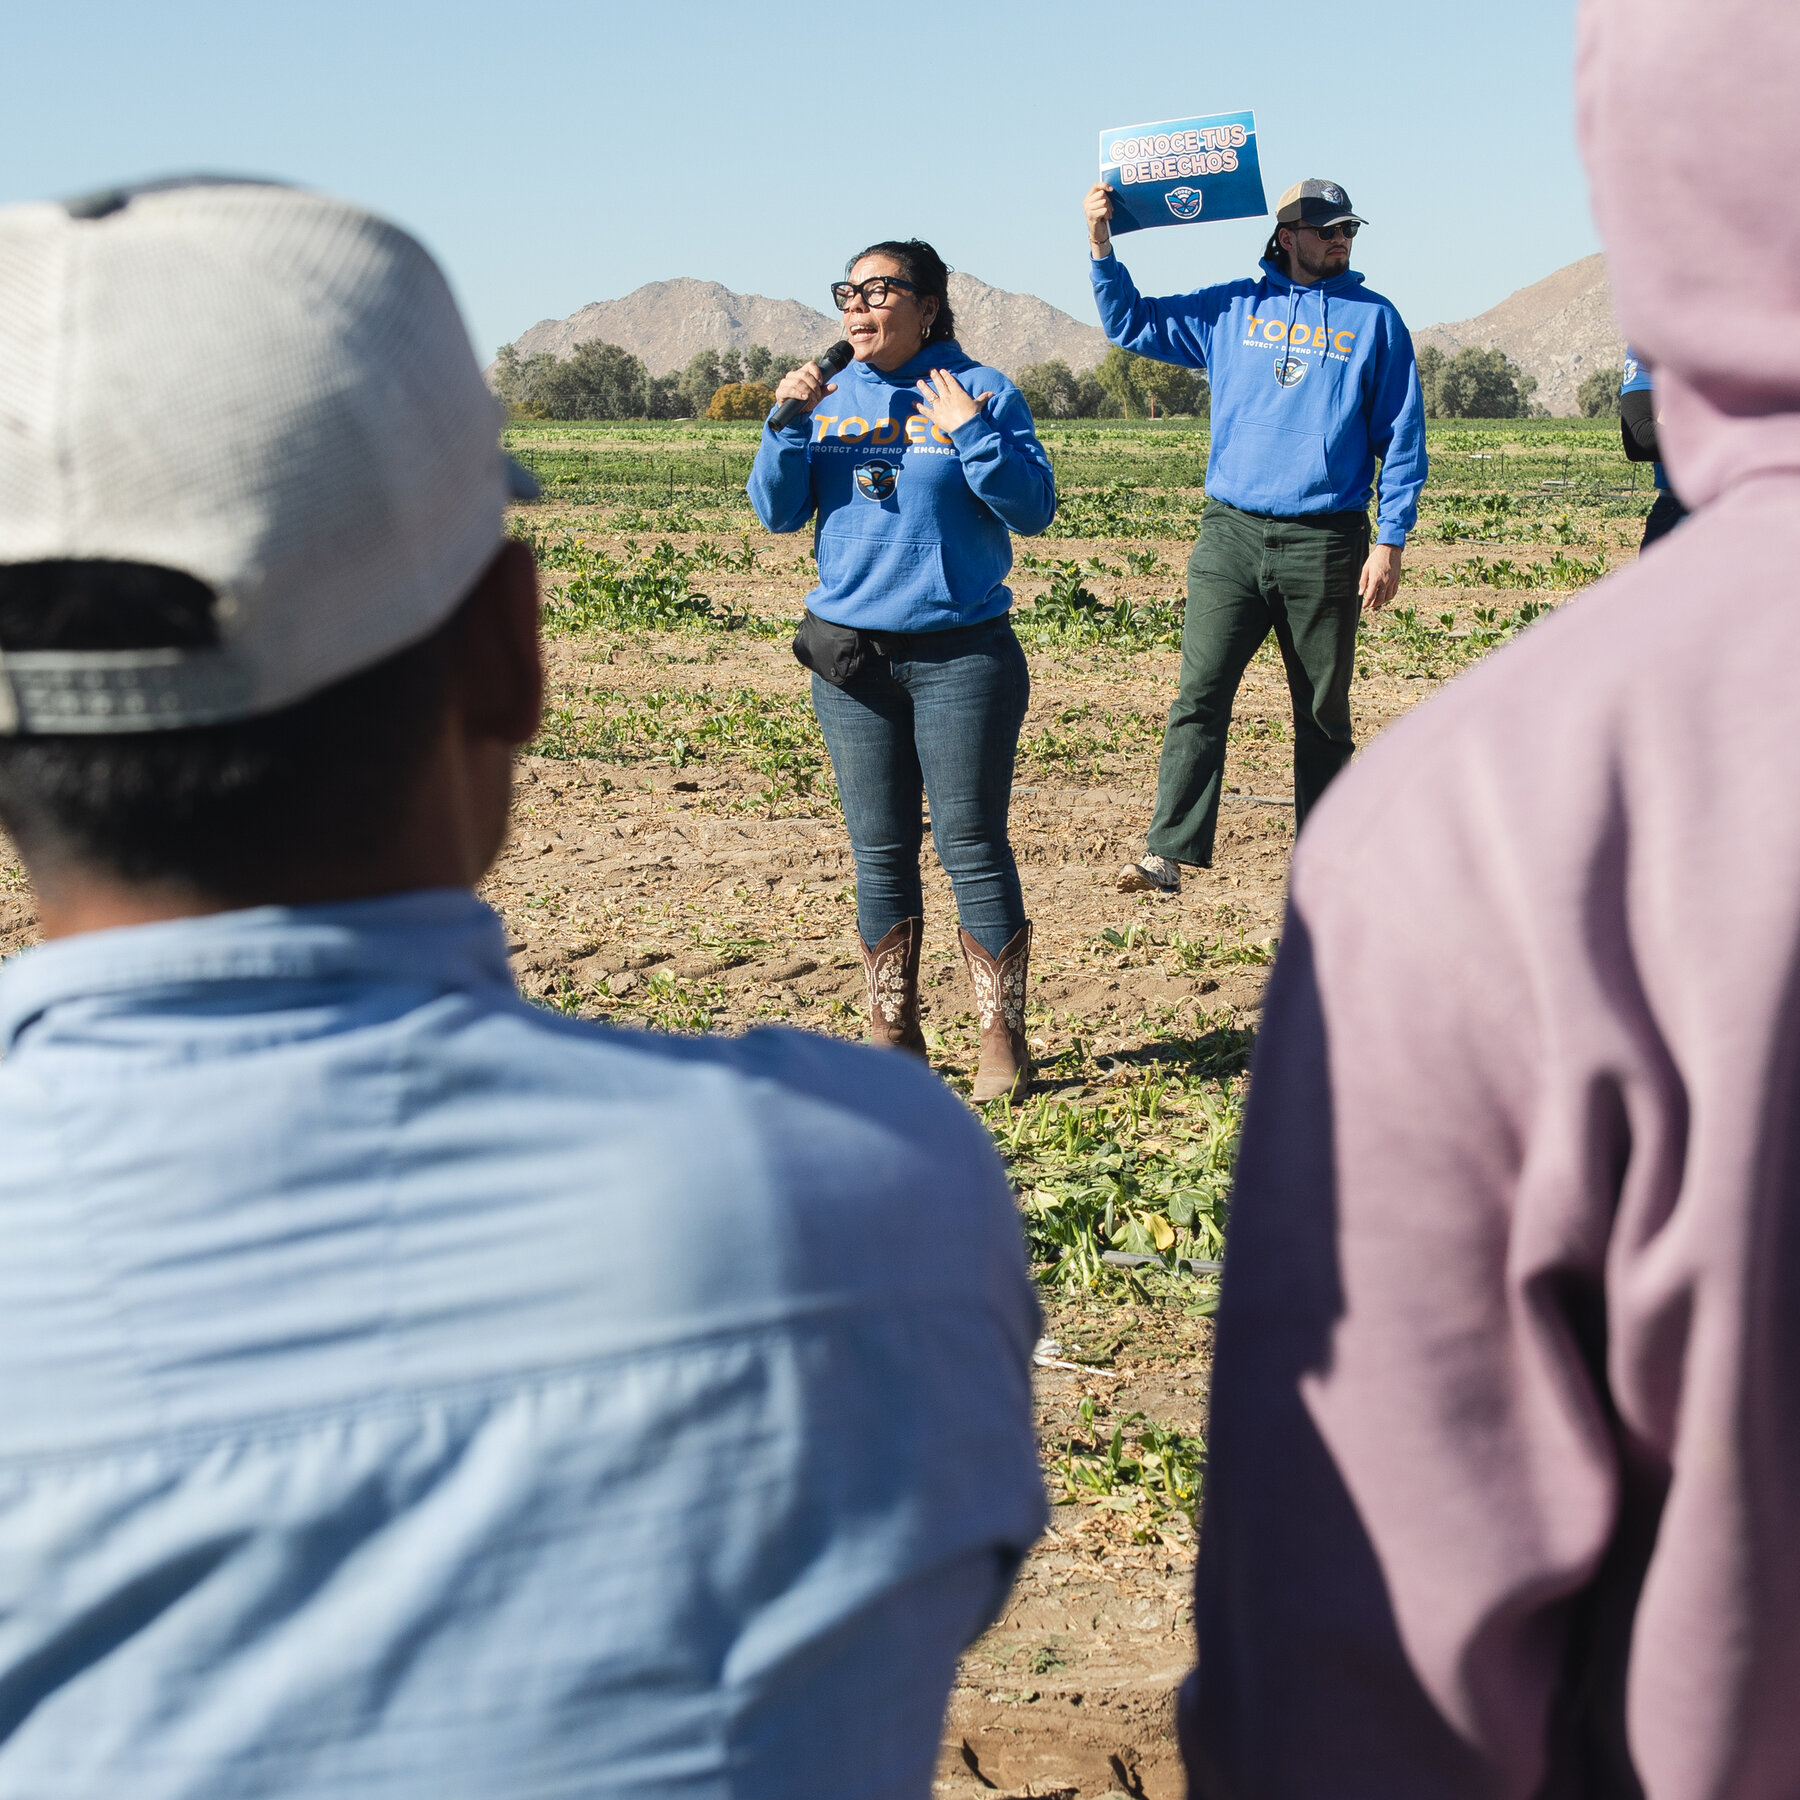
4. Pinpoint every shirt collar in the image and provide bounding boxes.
[0,888,515,1053]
